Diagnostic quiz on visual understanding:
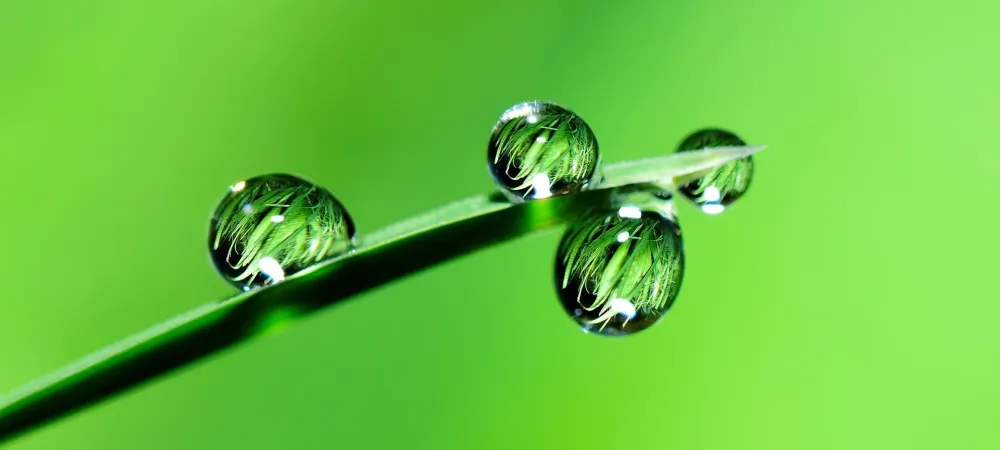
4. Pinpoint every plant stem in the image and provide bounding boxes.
[0,145,764,444]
